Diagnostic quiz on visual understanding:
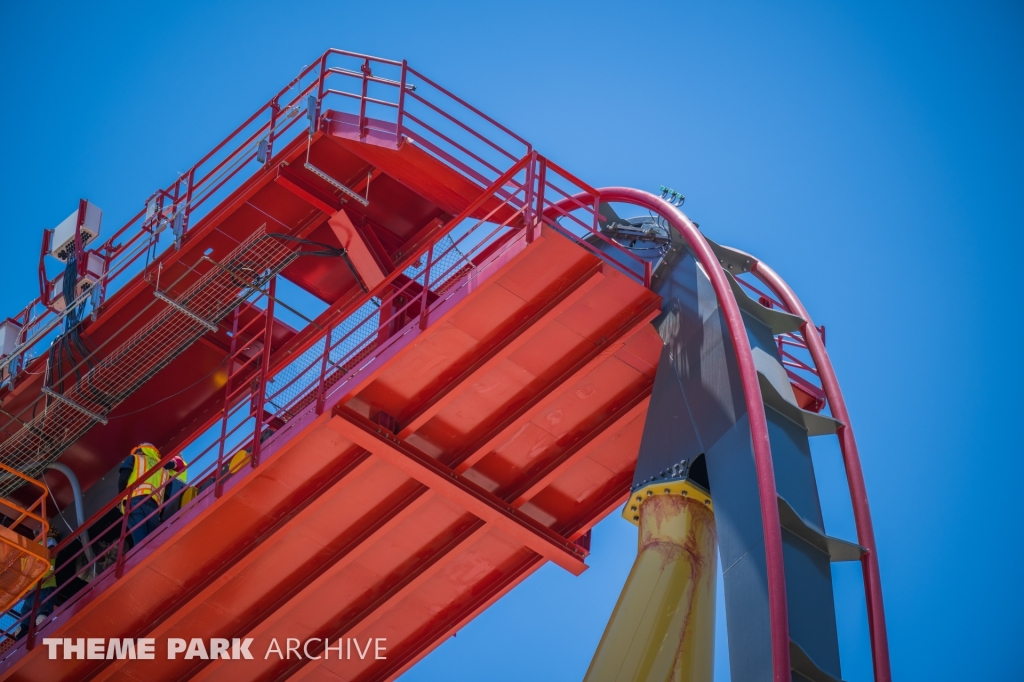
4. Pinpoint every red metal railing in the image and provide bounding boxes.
[0,49,531,388]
